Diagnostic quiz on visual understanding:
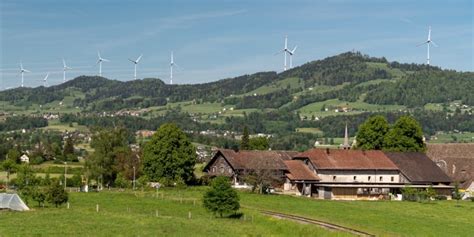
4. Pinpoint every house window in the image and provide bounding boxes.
[212,167,216,173]
[368,176,371,181]
[391,176,394,182]
[333,176,337,181]
[219,166,224,173]
[353,176,357,181]
[228,168,232,173]
[379,176,383,182]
